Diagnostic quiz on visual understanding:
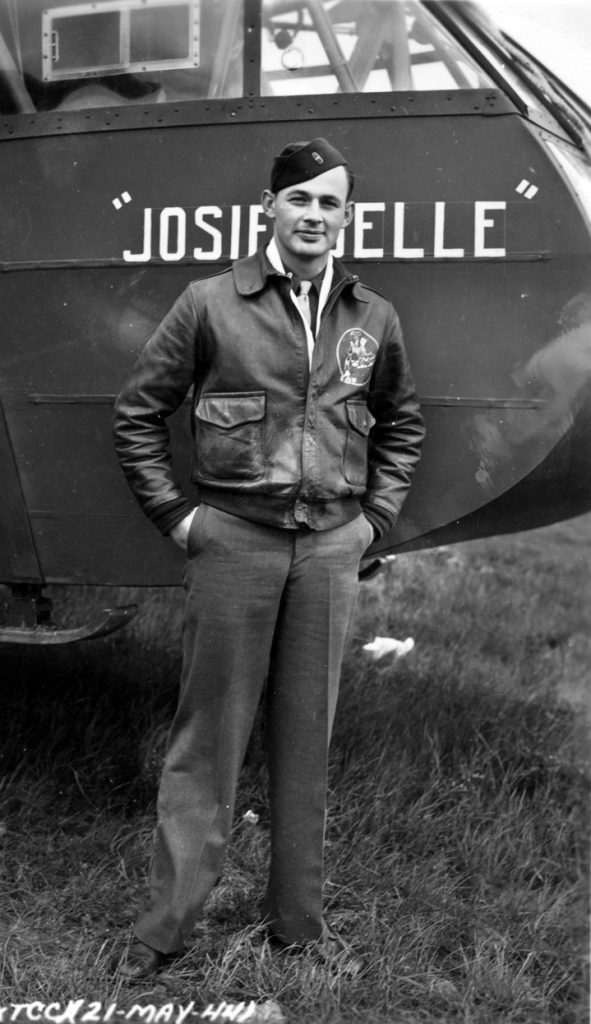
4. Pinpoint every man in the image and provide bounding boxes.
[113,138,424,978]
